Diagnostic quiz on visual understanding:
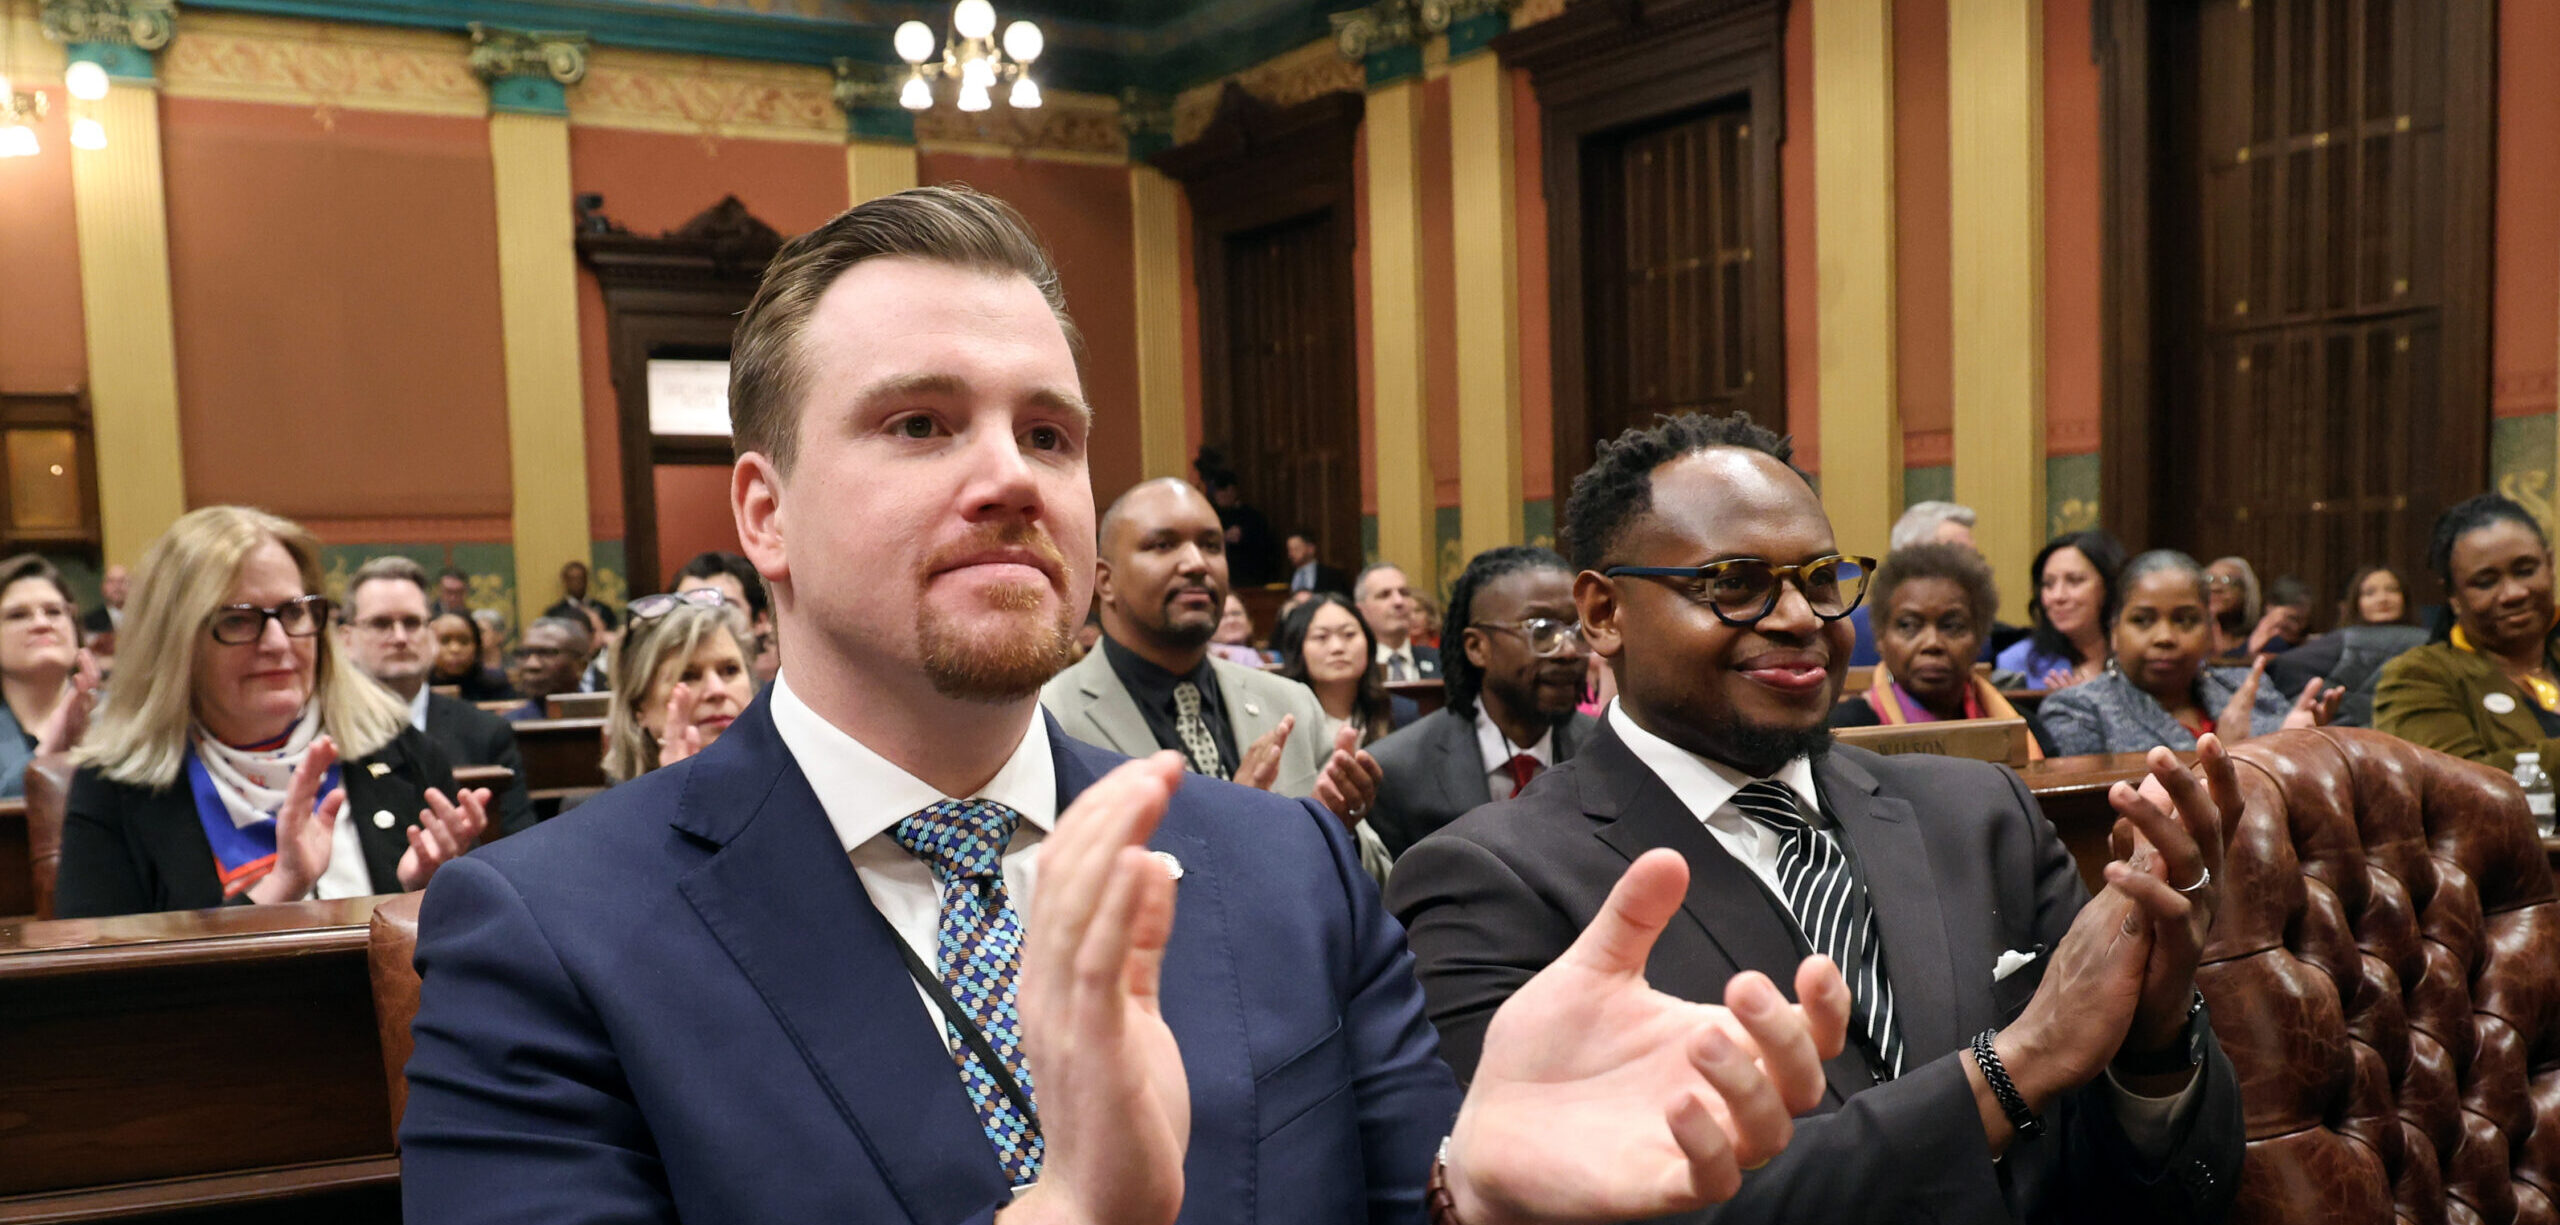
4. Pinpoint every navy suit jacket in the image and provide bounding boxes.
[401,695,1462,1224]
